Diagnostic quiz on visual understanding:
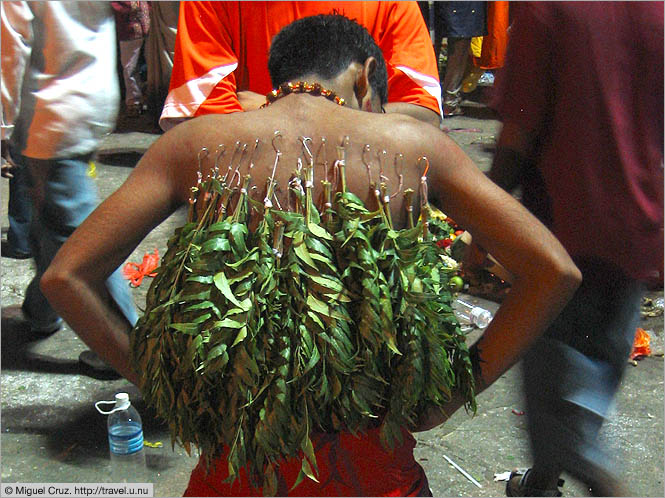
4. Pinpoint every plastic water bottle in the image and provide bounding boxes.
[95,393,146,482]
[454,298,493,329]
